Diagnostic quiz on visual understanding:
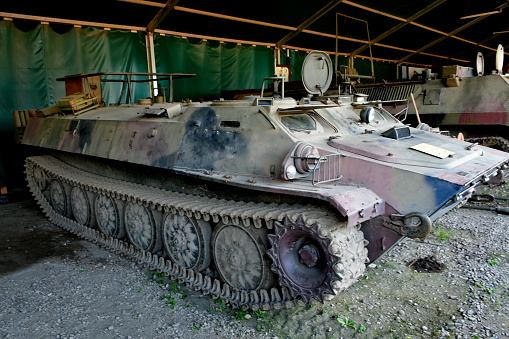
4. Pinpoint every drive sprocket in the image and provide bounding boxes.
[267,216,368,303]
